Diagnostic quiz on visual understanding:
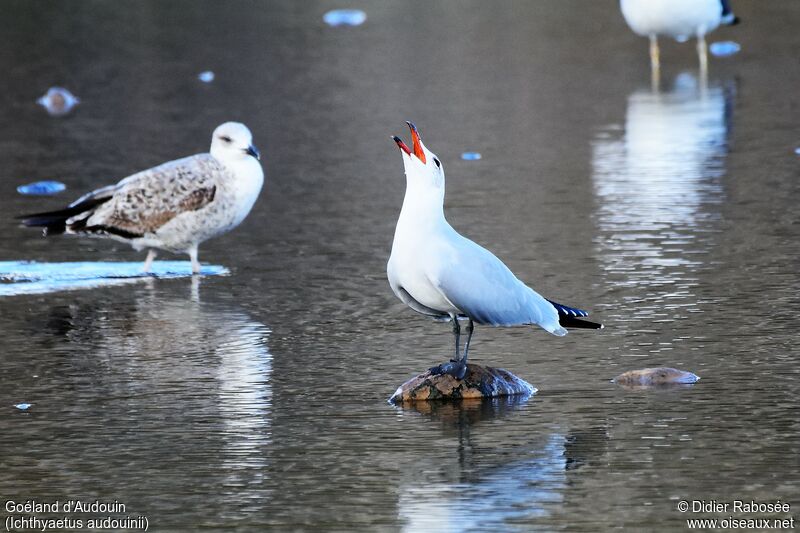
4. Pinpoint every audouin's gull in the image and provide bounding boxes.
[388,122,602,379]
[620,0,739,74]
[20,122,263,274]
